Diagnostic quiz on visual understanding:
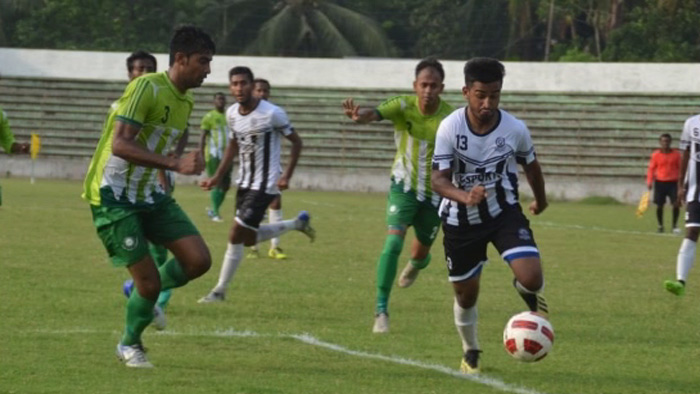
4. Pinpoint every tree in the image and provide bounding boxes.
[13,0,199,52]
[0,0,43,46]
[197,0,276,55]
[243,0,397,57]
[603,0,700,61]
[406,0,510,59]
